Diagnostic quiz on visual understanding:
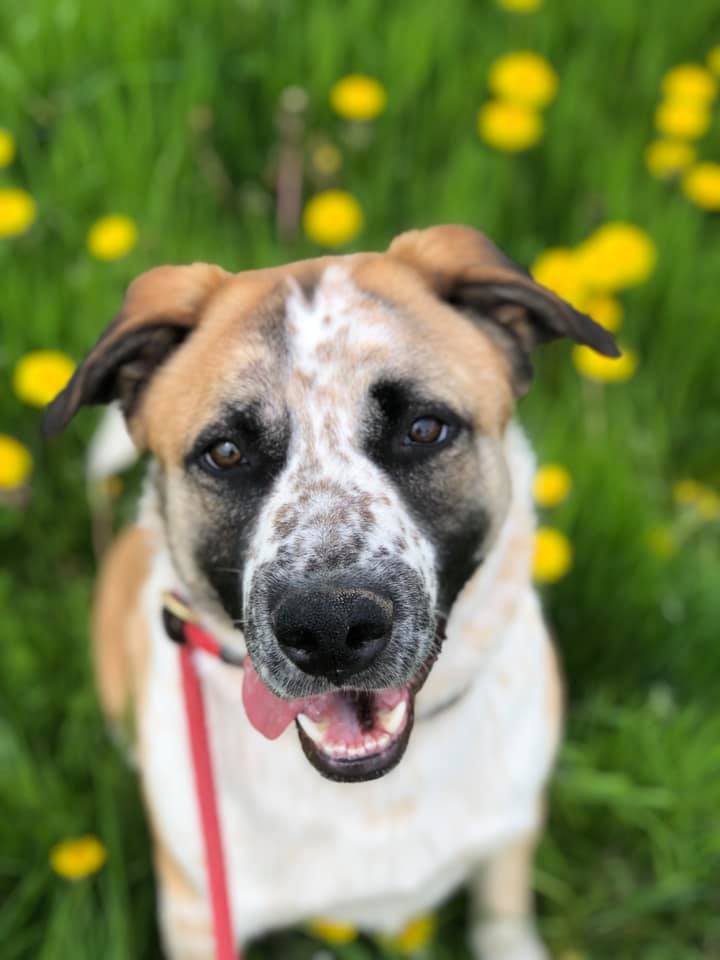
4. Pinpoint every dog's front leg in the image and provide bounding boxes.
[468,830,549,960]
[155,839,224,960]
